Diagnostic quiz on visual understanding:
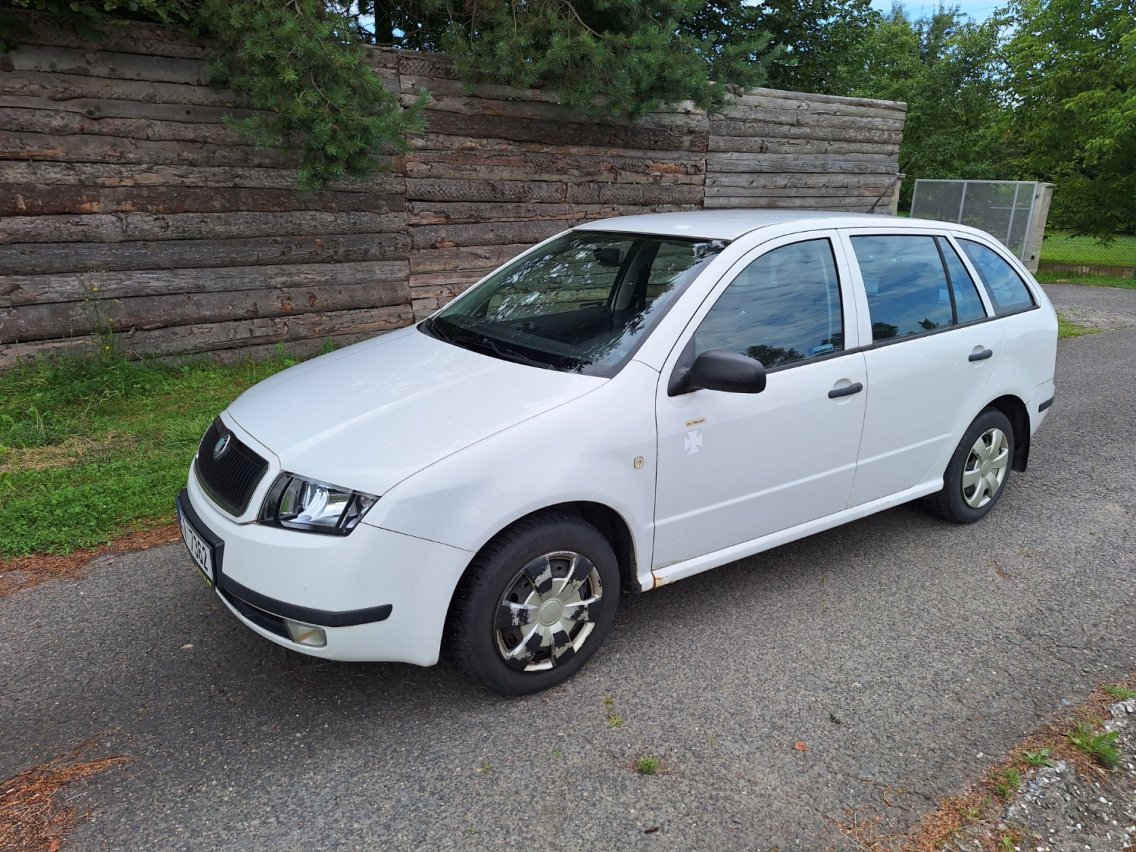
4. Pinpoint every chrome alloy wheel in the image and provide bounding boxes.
[494,551,603,672]
[962,427,1010,509]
